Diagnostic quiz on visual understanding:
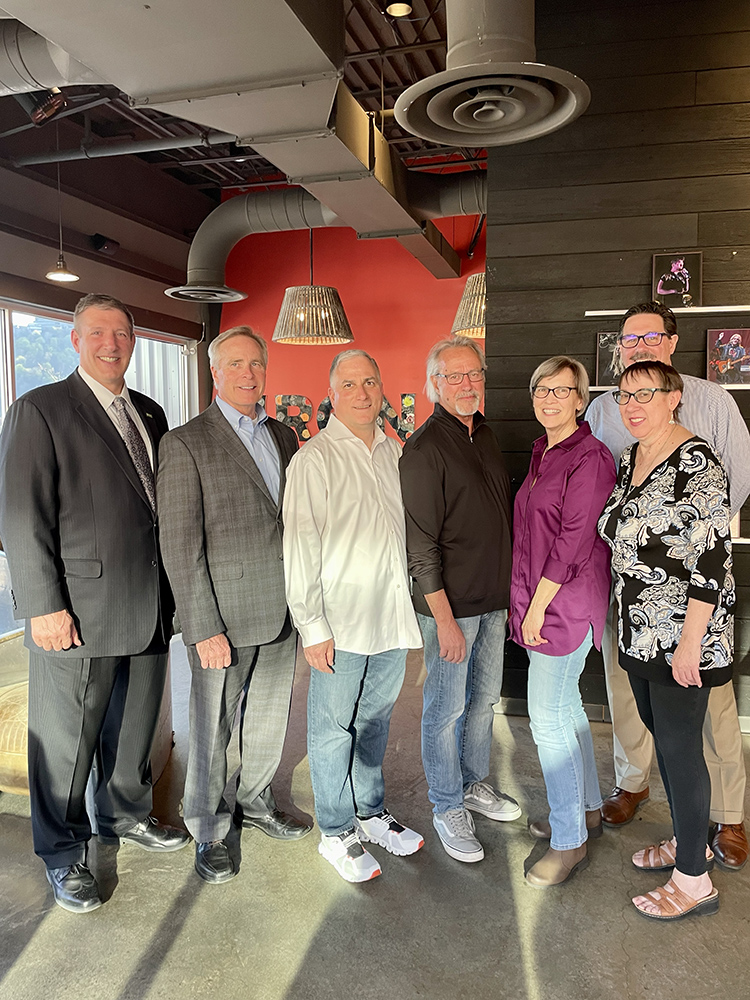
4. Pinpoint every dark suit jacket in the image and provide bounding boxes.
[0,370,174,656]
[156,401,298,649]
